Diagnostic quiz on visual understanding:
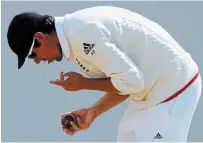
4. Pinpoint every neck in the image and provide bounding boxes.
[53,31,63,61]
[55,42,63,61]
